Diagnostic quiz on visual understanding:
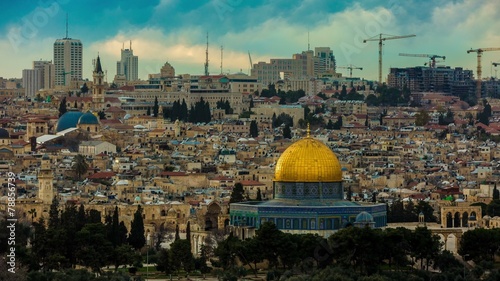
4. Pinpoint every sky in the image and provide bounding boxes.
[1,0,500,81]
